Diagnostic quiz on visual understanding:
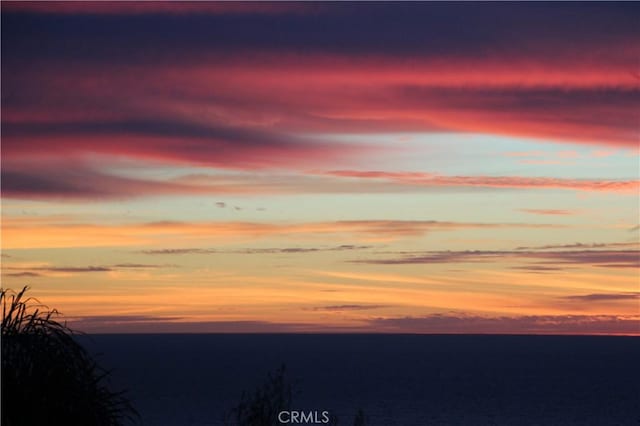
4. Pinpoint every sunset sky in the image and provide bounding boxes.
[1,1,639,334]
